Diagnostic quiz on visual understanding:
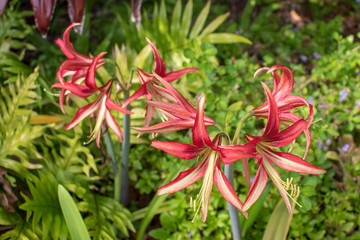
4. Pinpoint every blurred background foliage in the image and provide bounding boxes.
[0,0,359,239]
